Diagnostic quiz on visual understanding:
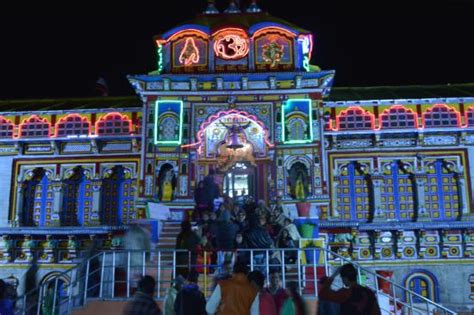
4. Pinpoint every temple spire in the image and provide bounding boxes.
[203,0,219,14]
[246,0,261,13]
[224,0,241,13]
